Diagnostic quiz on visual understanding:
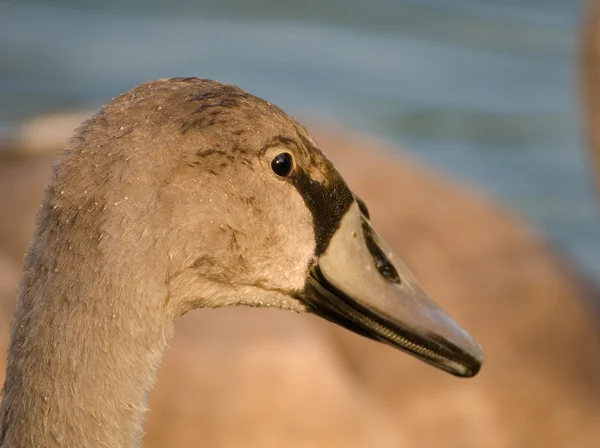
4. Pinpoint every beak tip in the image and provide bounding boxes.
[465,359,483,378]
[460,344,484,378]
